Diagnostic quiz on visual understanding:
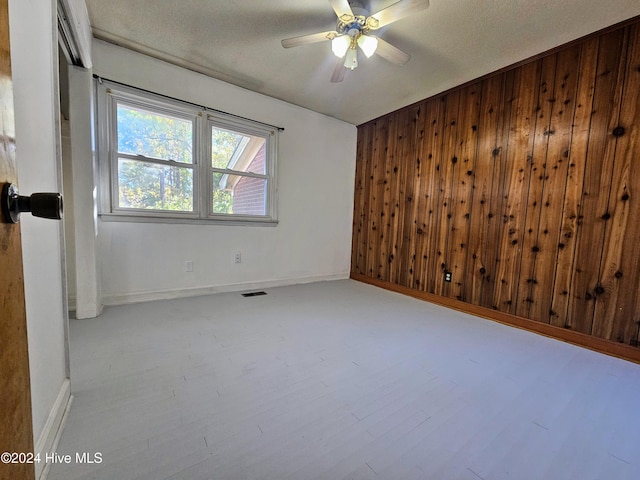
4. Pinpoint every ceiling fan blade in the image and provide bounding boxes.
[374,37,410,65]
[369,0,429,29]
[331,59,346,83]
[329,0,354,20]
[281,31,337,48]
